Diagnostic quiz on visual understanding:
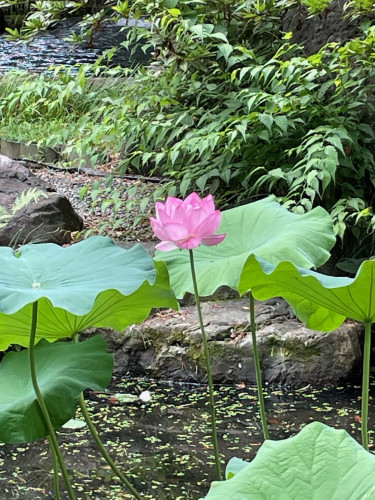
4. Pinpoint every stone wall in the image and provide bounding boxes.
[283,0,364,54]
[88,297,364,389]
